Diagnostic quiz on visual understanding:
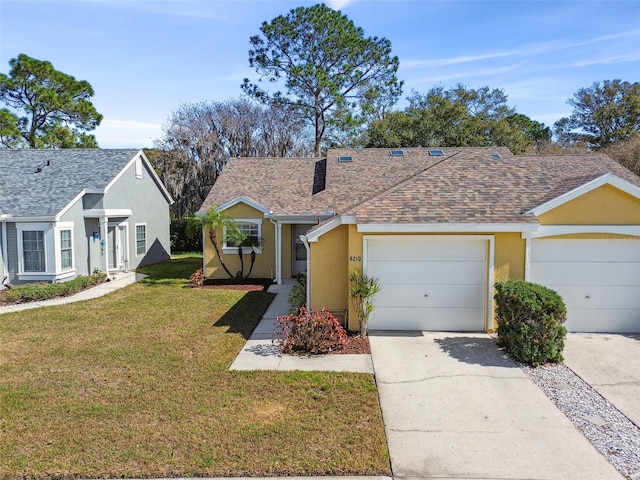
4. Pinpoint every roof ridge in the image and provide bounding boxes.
[343,151,461,215]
